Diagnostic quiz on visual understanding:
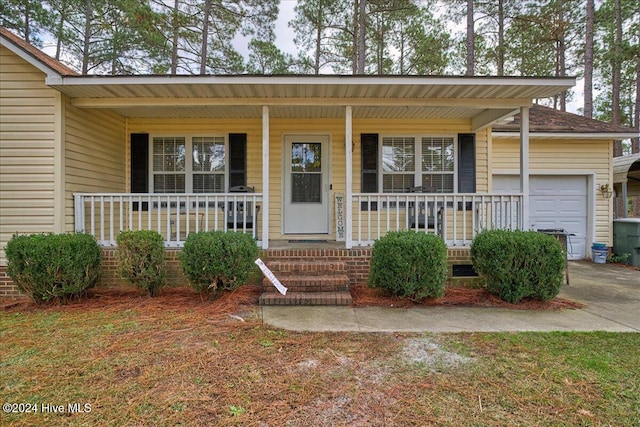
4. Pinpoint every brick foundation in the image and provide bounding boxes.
[0,266,22,297]
[1,246,480,297]
[97,248,188,288]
